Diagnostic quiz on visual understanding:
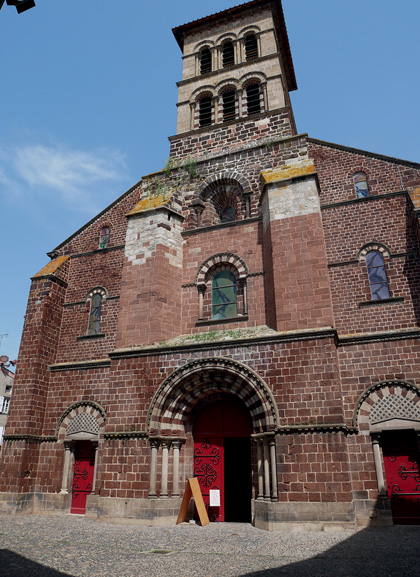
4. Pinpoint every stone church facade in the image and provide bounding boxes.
[2,0,420,529]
